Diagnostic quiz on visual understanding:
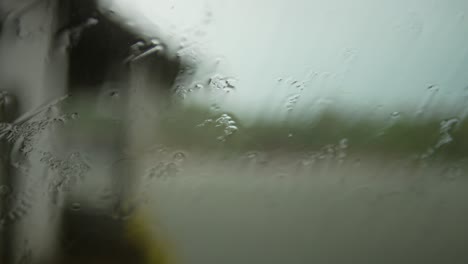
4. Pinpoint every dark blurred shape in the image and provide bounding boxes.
[0,91,18,264]
[1,0,184,263]
[57,209,144,264]
[60,0,182,96]
[53,1,180,263]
